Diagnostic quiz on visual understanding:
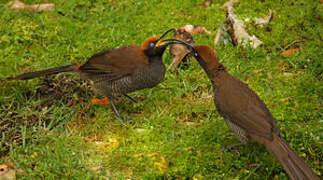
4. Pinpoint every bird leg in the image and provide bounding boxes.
[221,143,244,156]
[108,97,125,122]
[124,94,138,103]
